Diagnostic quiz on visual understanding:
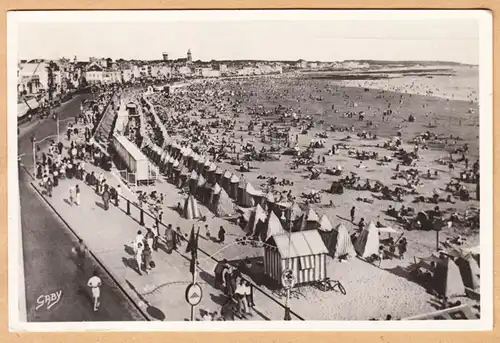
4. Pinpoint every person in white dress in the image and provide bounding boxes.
[87,271,102,312]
